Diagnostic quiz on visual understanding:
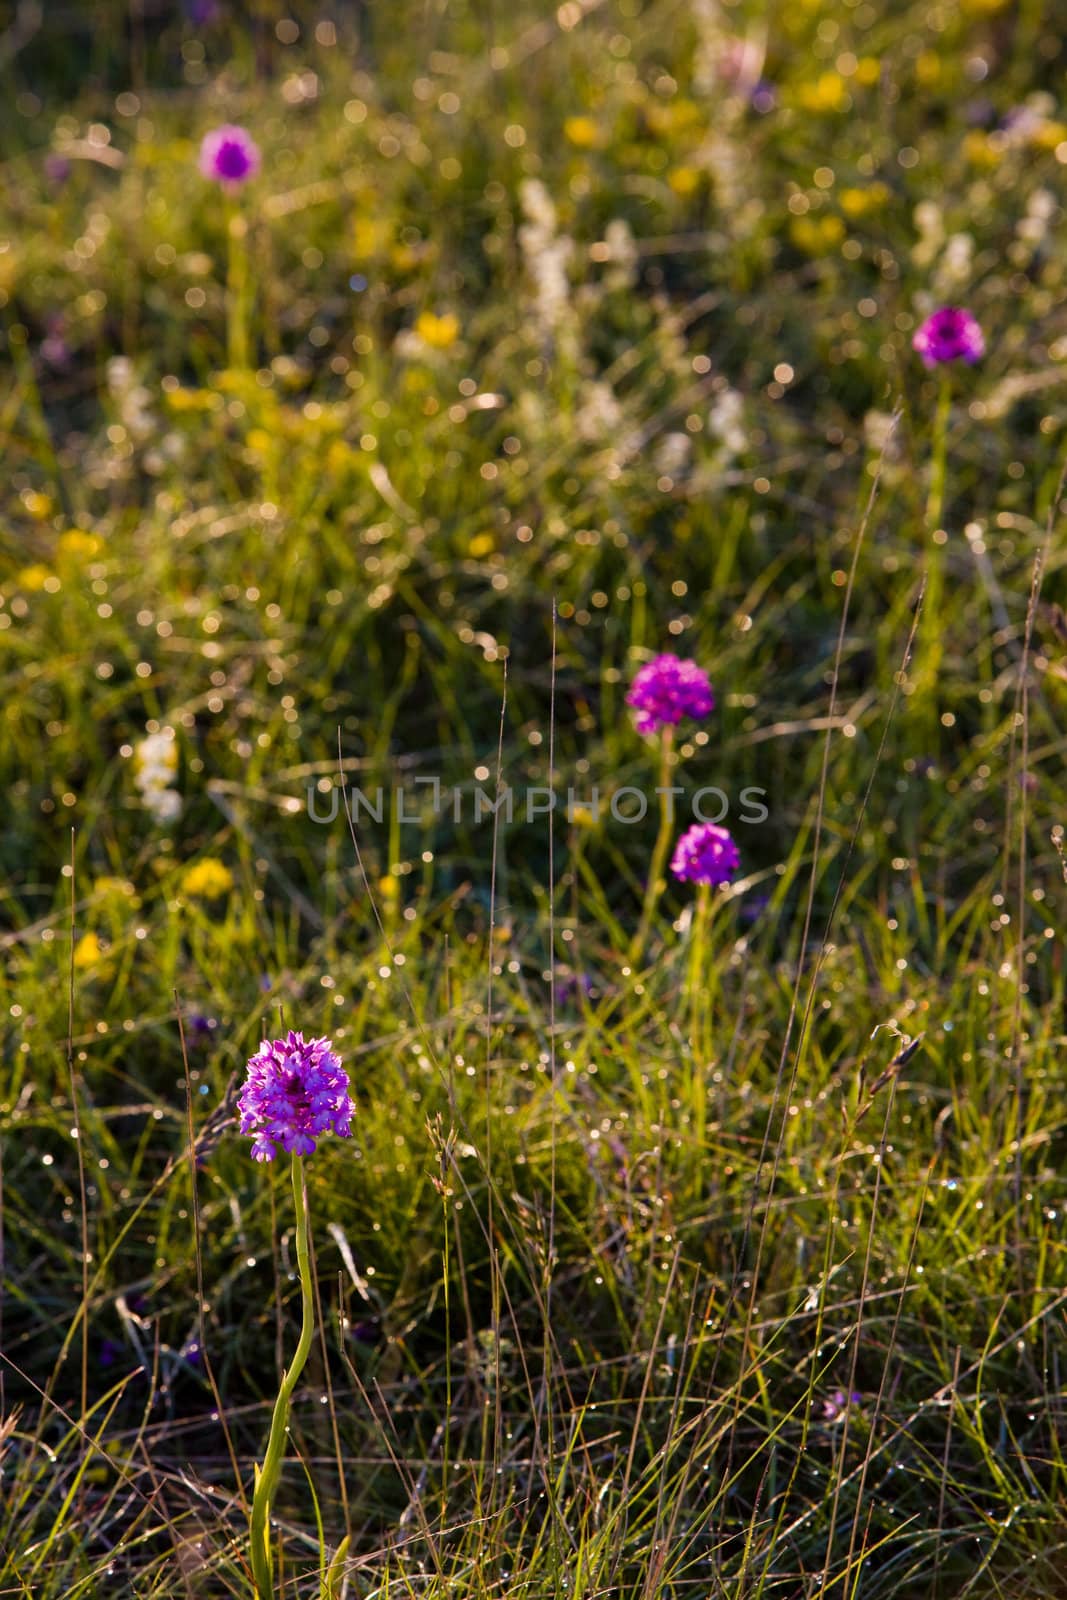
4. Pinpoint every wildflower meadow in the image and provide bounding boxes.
[2,1,1066,1595]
